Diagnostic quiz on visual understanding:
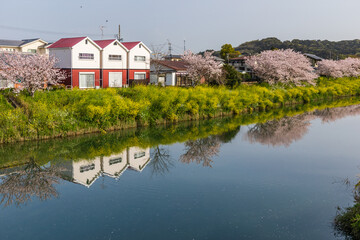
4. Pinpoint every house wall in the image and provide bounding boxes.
[72,69,101,88]
[72,39,101,69]
[21,40,47,54]
[49,49,72,69]
[71,158,102,187]
[128,147,150,172]
[102,43,128,69]
[102,69,127,88]
[102,150,128,178]
[165,72,176,86]
[128,69,150,80]
[128,43,150,70]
